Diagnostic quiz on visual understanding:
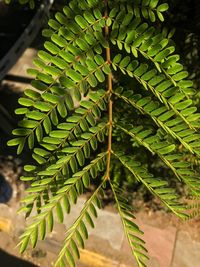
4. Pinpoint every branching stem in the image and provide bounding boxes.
[104,0,113,180]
